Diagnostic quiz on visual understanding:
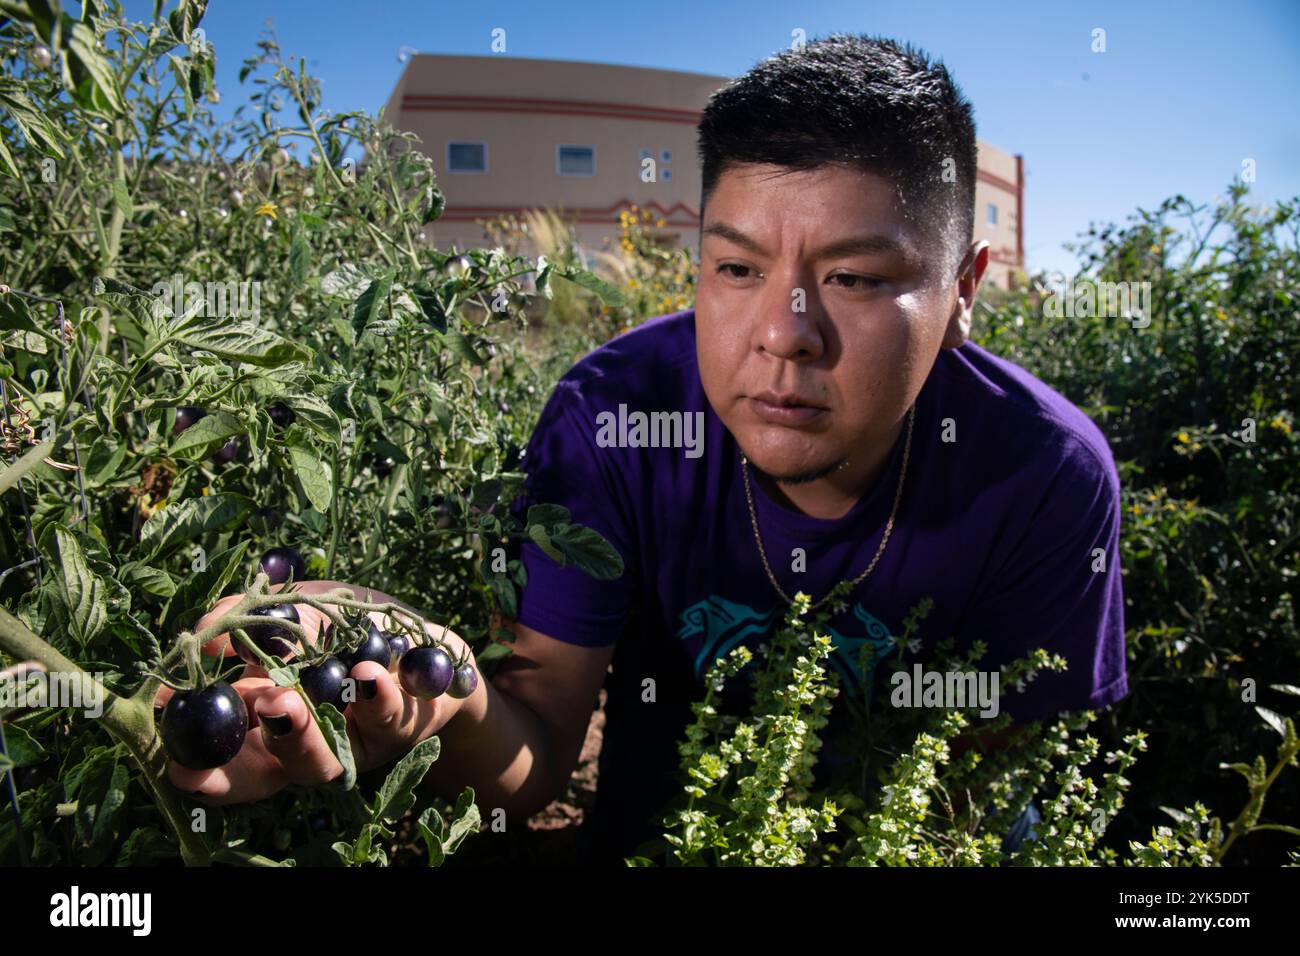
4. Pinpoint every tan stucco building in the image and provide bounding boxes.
[382,54,1024,289]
